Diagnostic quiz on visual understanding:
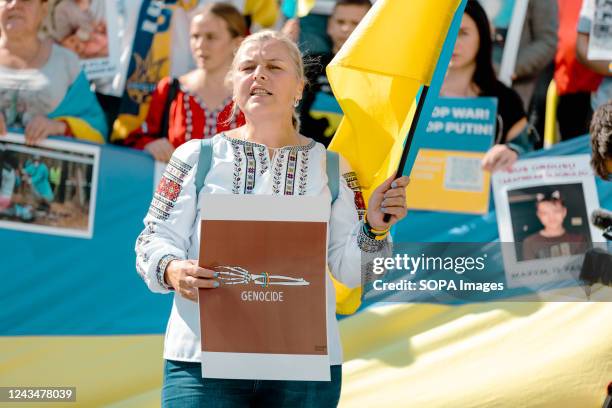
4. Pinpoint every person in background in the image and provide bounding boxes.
[123,3,247,162]
[0,0,107,144]
[283,0,372,147]
[23,156,54,211]
[576,0,612,111]
[590,100,612,180]
[441,0,532,173]
[0,147,19,213]
[48,0,108,59]
[554,0,603,141]
[511,0,558,110]
[97,0,279,140]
